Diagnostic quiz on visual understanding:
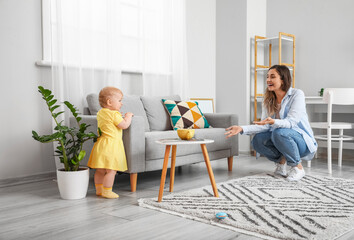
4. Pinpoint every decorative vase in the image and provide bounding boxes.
[56,167,89,200]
